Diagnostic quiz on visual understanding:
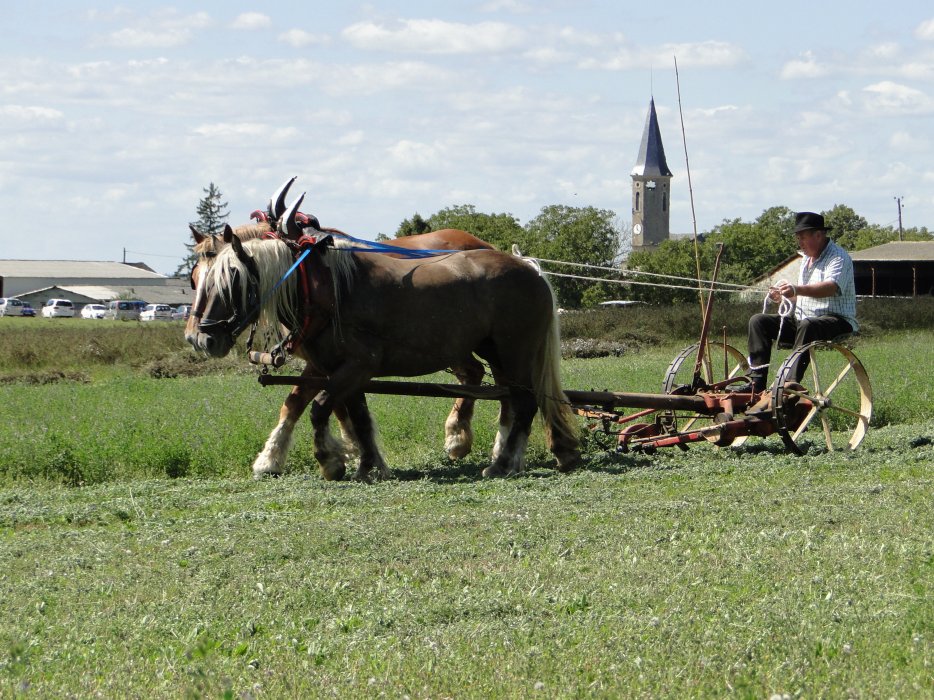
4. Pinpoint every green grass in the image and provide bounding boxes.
[2,442,932,697]
[1,323,932,696]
